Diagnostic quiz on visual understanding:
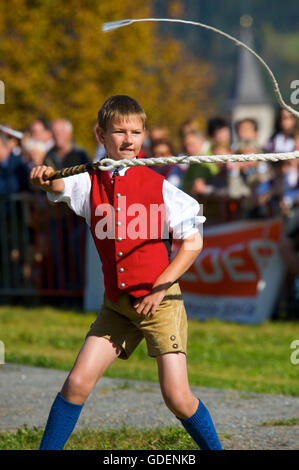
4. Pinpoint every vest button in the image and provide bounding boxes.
[117,237,122,242]
[117,251,123,257]
[172,343,178,349]
[170,335,176,341]
[116,221,121,226]
[116,207,121,212]
[116,193,121,197]
[120,282,126,288]
[119,267,124,273]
